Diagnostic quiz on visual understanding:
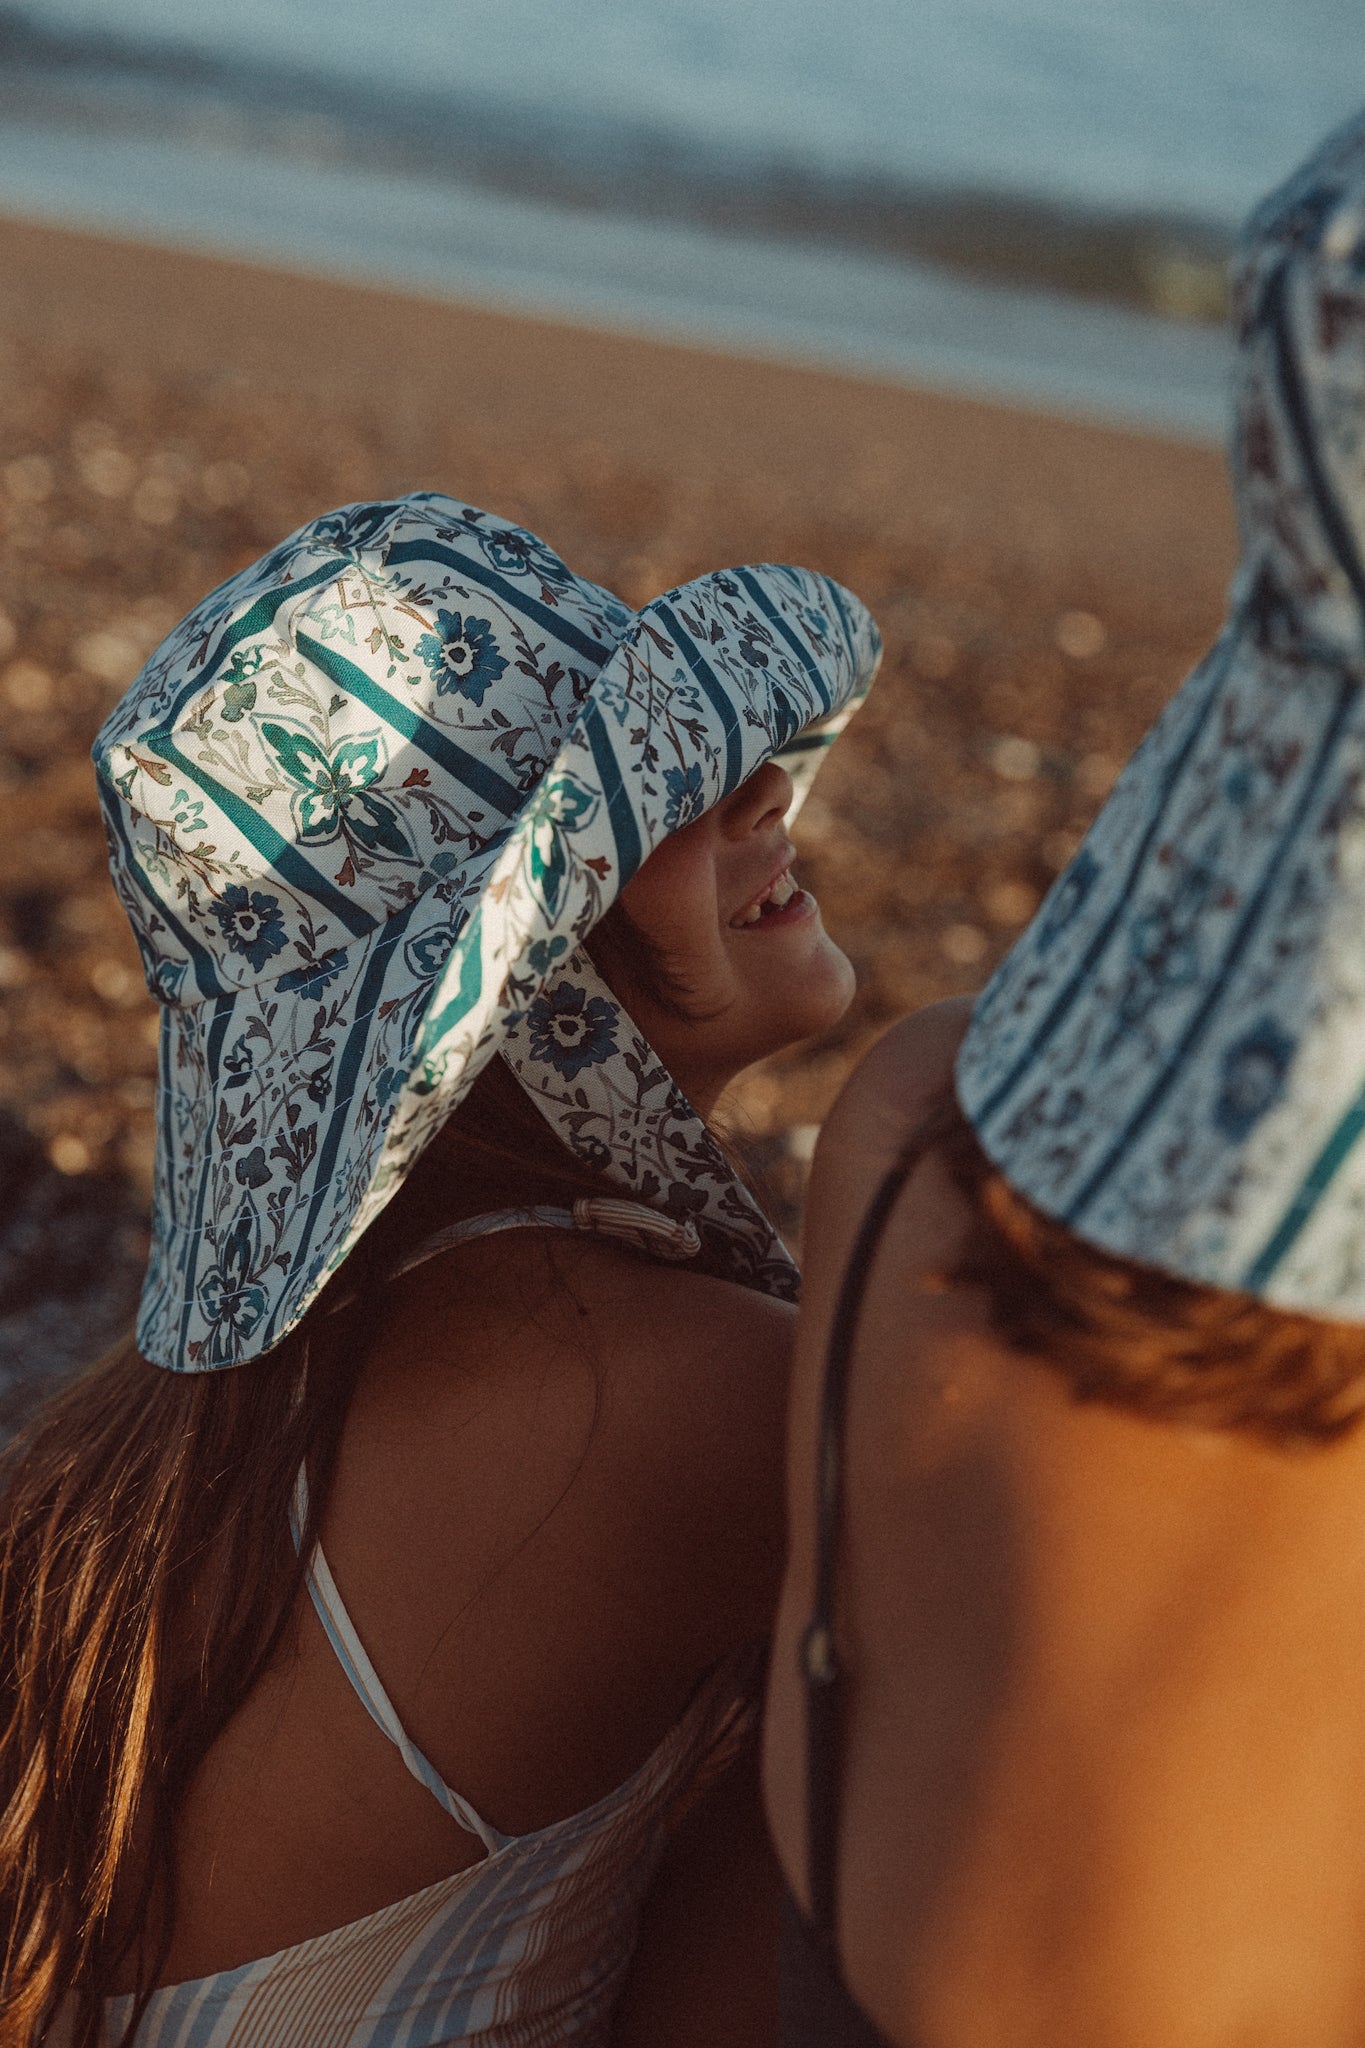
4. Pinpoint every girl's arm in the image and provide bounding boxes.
[611,1737,779,2048]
